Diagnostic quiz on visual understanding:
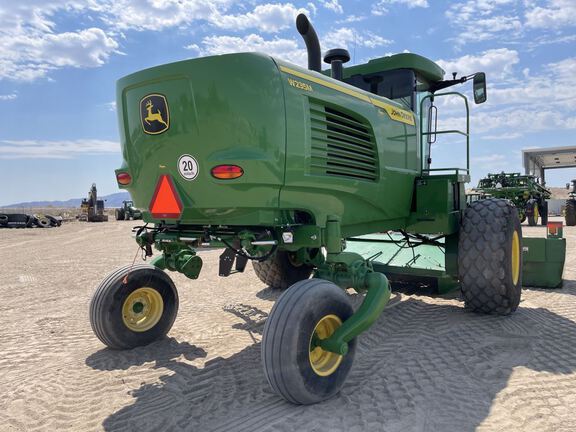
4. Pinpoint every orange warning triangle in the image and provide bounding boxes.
[149,175,183,219]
